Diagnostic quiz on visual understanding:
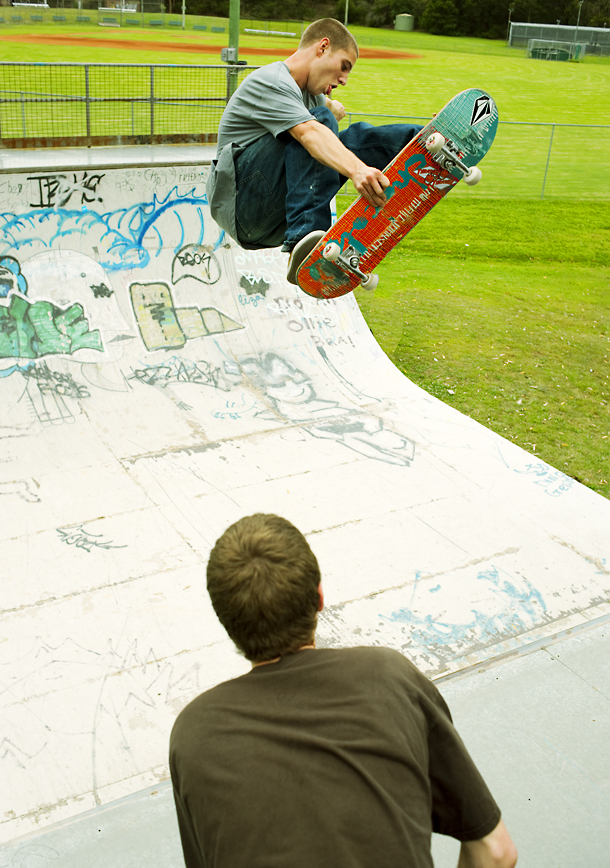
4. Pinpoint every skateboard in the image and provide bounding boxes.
[296,88,498,299]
